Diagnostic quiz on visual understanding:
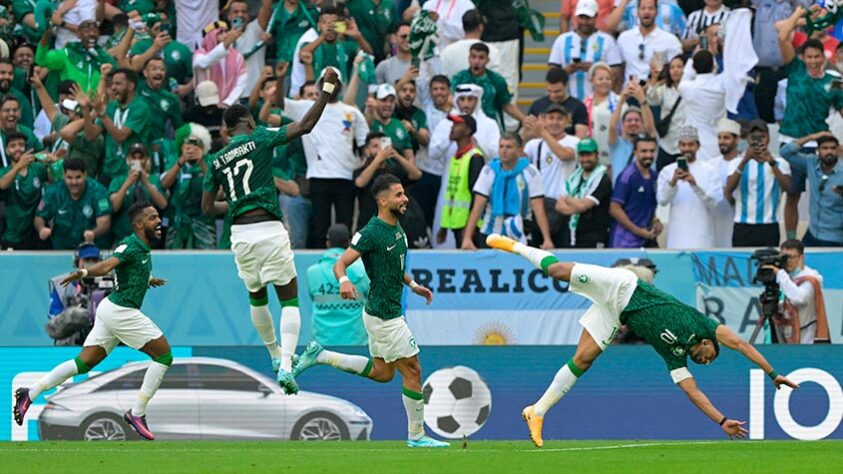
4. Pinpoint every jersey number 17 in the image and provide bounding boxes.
[222,159,254,201]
